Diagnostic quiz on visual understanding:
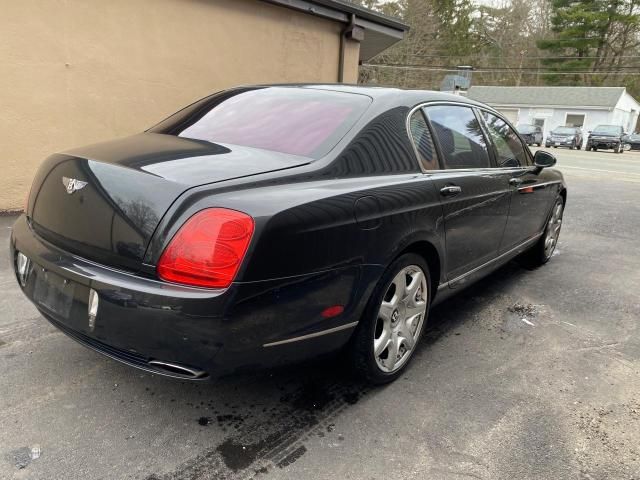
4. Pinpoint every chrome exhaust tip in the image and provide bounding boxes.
[147,360,207,379]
